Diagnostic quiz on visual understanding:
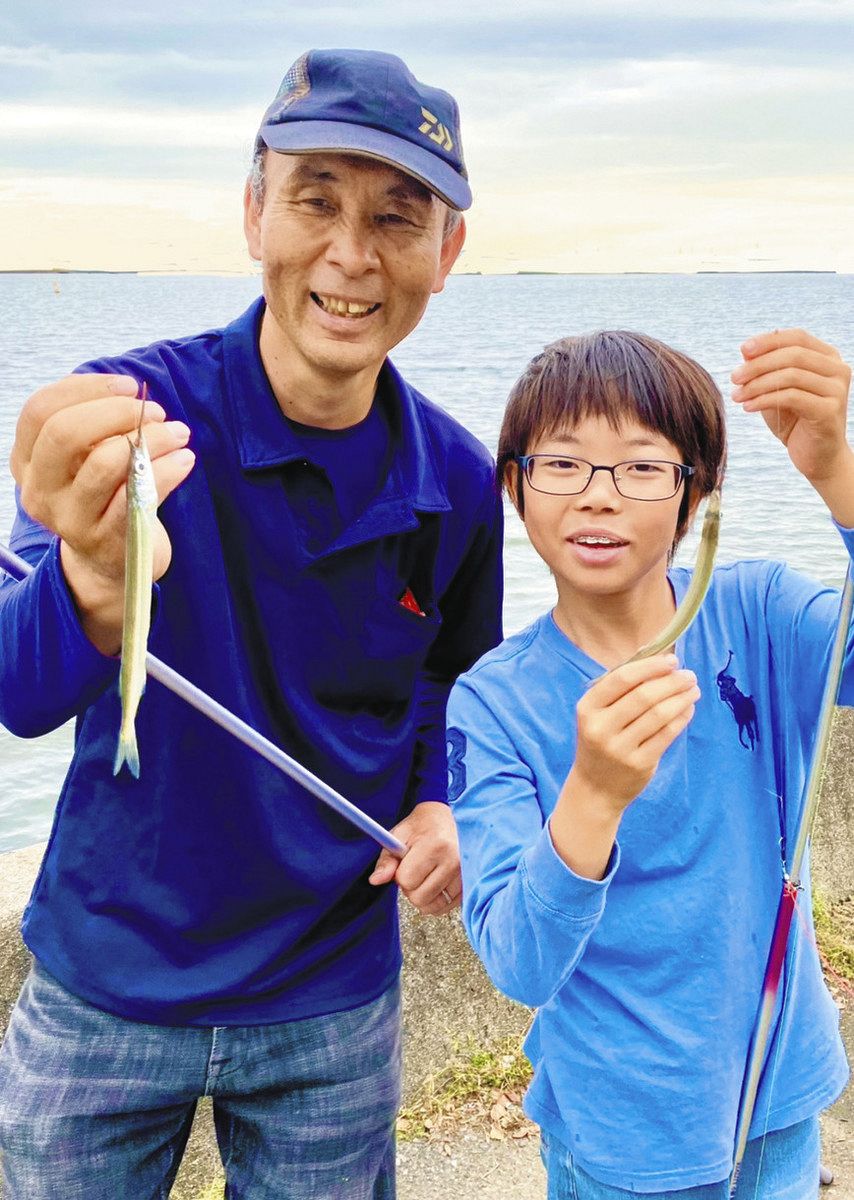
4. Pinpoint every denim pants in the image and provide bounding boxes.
[540,1115,820,1200]
[0,960,401,1199]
